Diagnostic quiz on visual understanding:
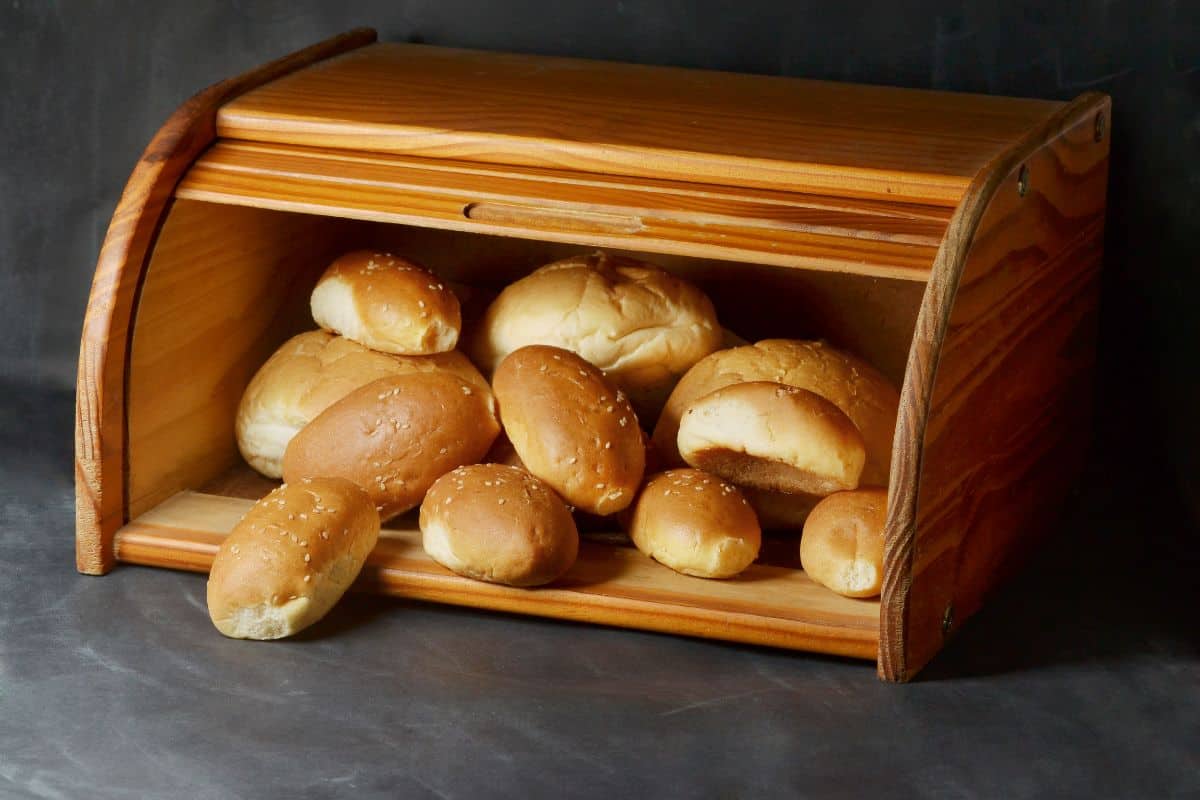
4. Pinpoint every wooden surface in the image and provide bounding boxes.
[75,28,377,575]
[126,200,361,519]
[176,140,945,280]
[218,43,1062,205]
[879,93,1110,681]
[115,490,881,660]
